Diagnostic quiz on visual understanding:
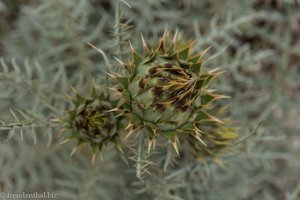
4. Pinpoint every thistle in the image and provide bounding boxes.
[115,30,237,155]
[61,85,122,160]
